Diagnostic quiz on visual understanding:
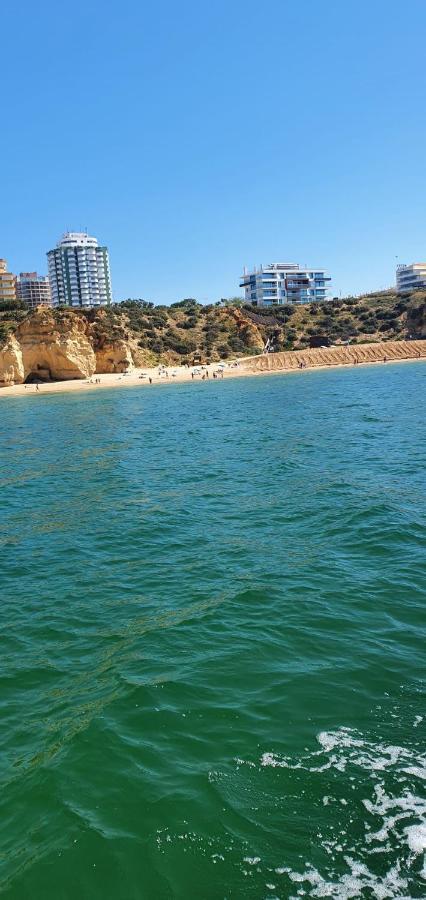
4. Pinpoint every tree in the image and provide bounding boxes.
[120,299,154,309]
[170,298,199,309]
